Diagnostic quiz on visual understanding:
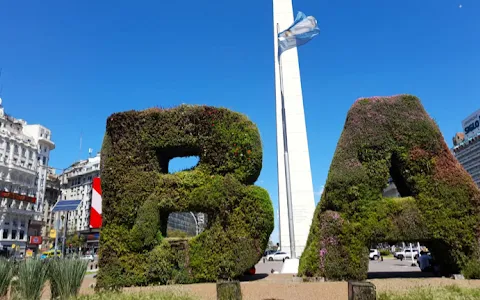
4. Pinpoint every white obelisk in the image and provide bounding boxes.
[273,0,316,265]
